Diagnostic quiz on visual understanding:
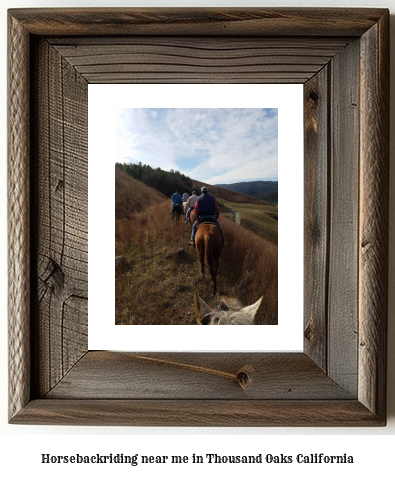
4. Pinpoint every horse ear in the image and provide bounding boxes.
[239,296,263,323]
[194,289,213,324]
[218,299,229,311]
